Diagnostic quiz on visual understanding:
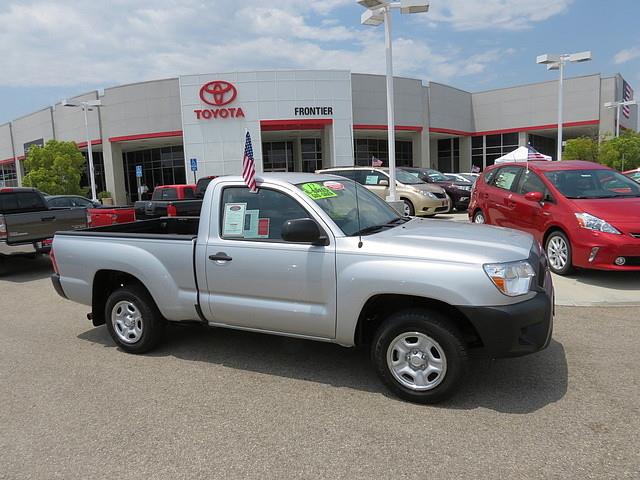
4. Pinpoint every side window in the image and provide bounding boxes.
[220,187,309,242]
[328,170,355,180]
[183,187,196,199]
[517,170,547,196]
[356,170,386,186]
[48,198,64,208]
[16,193,45,211]
[492,167,522,191]
[72,198,92,207]
[483,169,497,185]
